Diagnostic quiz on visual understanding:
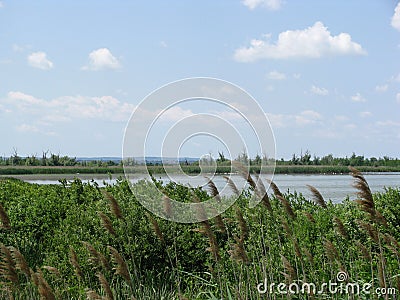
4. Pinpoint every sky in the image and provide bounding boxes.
[0,0,399,159]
